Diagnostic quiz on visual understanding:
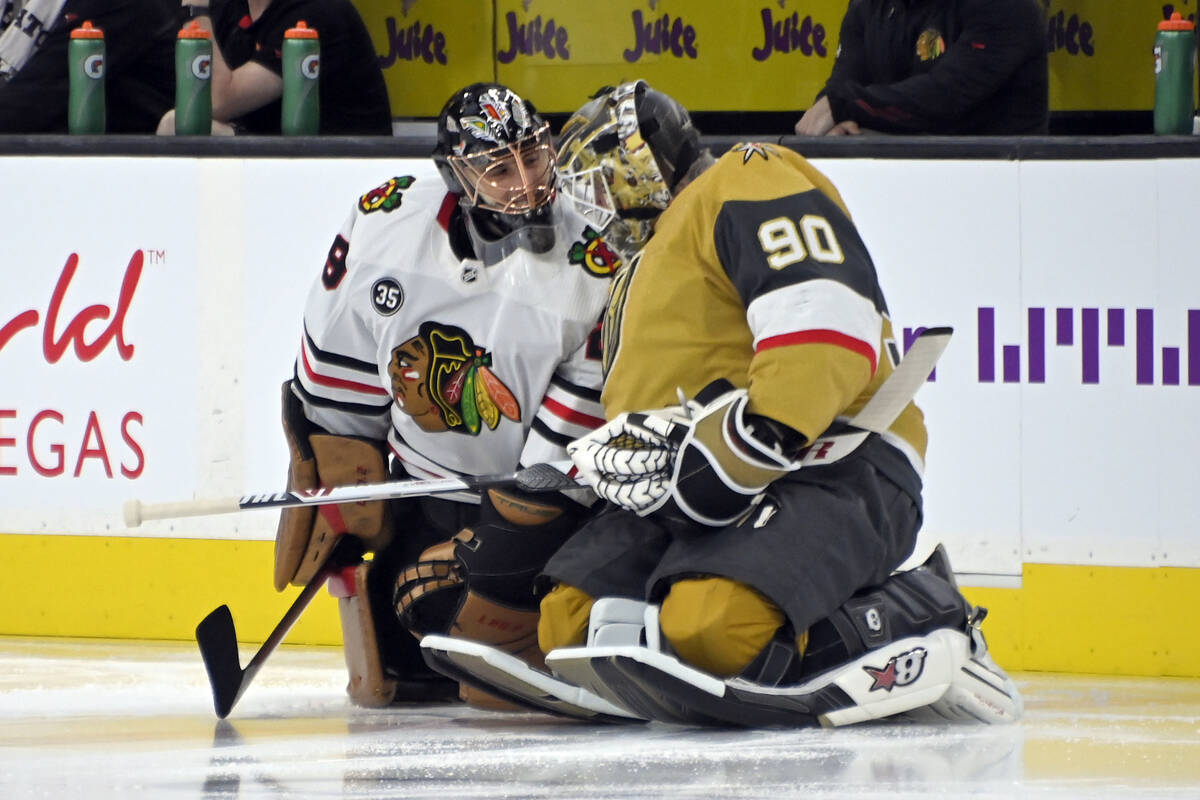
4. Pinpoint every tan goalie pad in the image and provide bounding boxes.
[451,592,544,668]
[486,488,564,527]
[451,592,544,711]
[394,538,461,618]
[338,562,399,708]
[276,433,393,590]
